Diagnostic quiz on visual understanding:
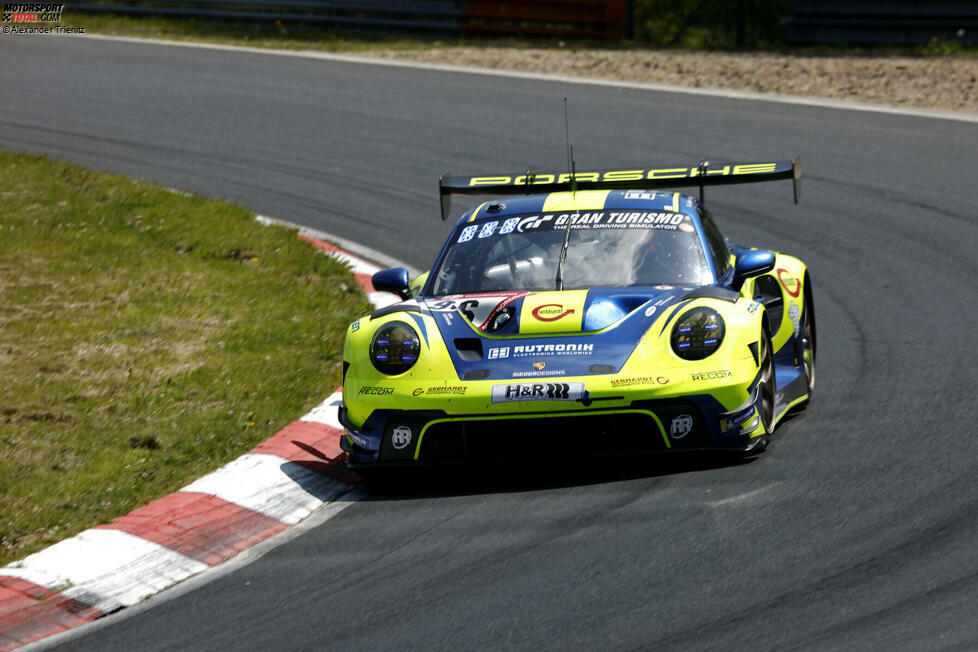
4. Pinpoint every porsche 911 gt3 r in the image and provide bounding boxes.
[338,158,814,467]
